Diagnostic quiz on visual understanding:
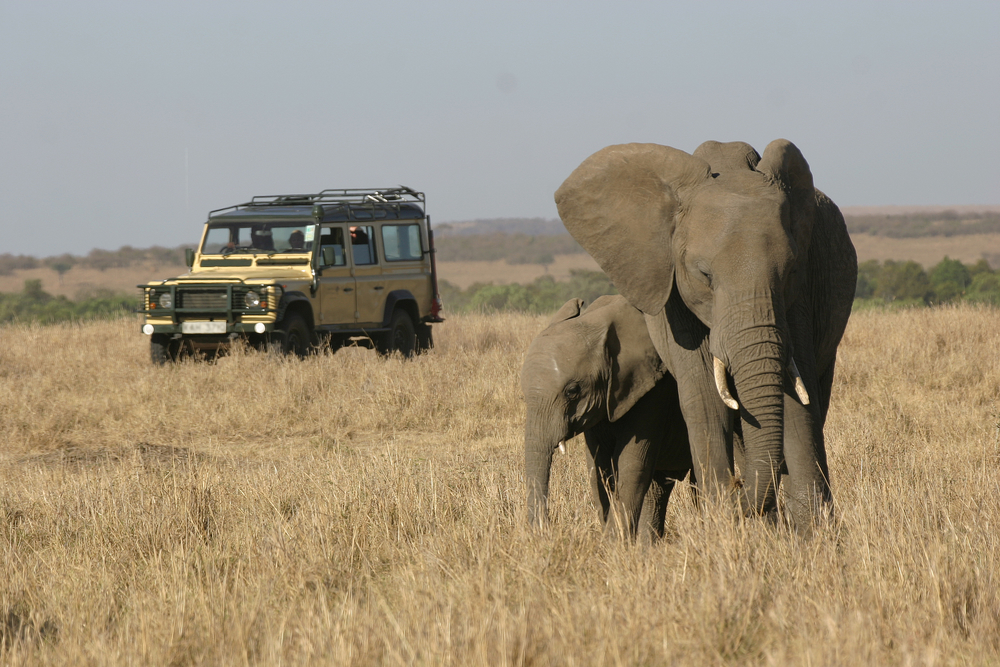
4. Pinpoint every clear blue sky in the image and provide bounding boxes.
[1,1,997,257]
